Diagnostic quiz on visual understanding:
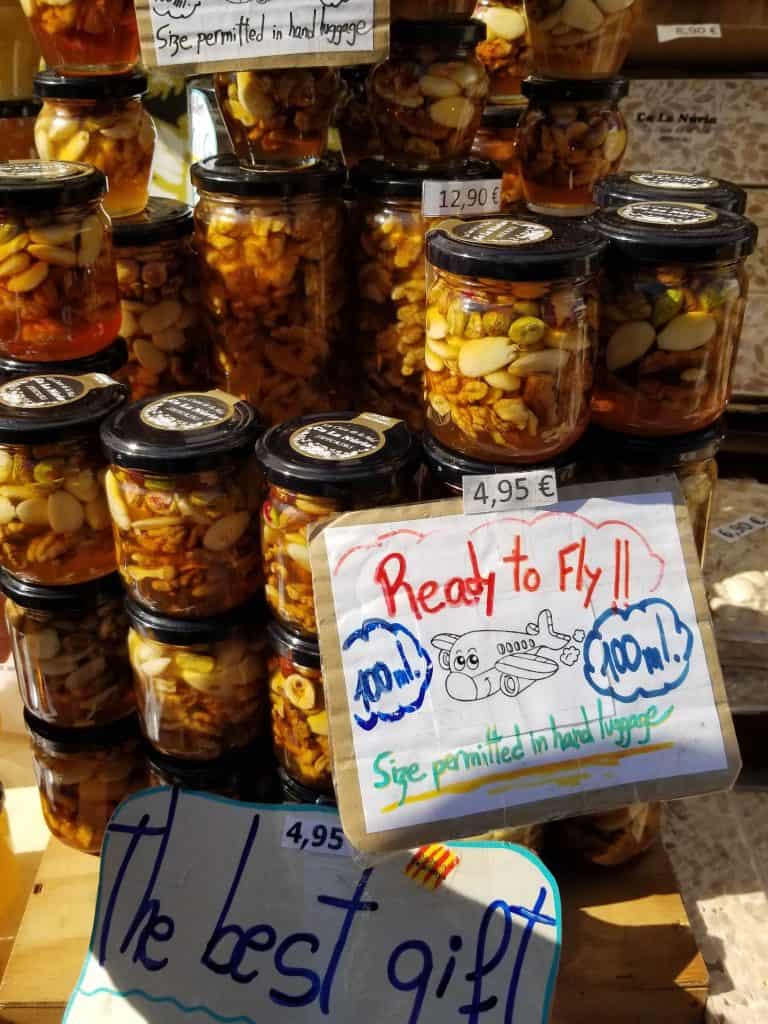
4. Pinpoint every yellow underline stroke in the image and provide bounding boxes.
[380,742,675,813]
[487,771,592,795]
